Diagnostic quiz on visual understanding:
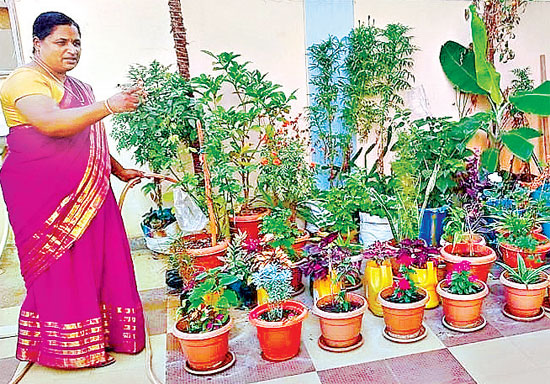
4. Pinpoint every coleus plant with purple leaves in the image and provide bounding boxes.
[300,232,358,283]
[395,238,440,268]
